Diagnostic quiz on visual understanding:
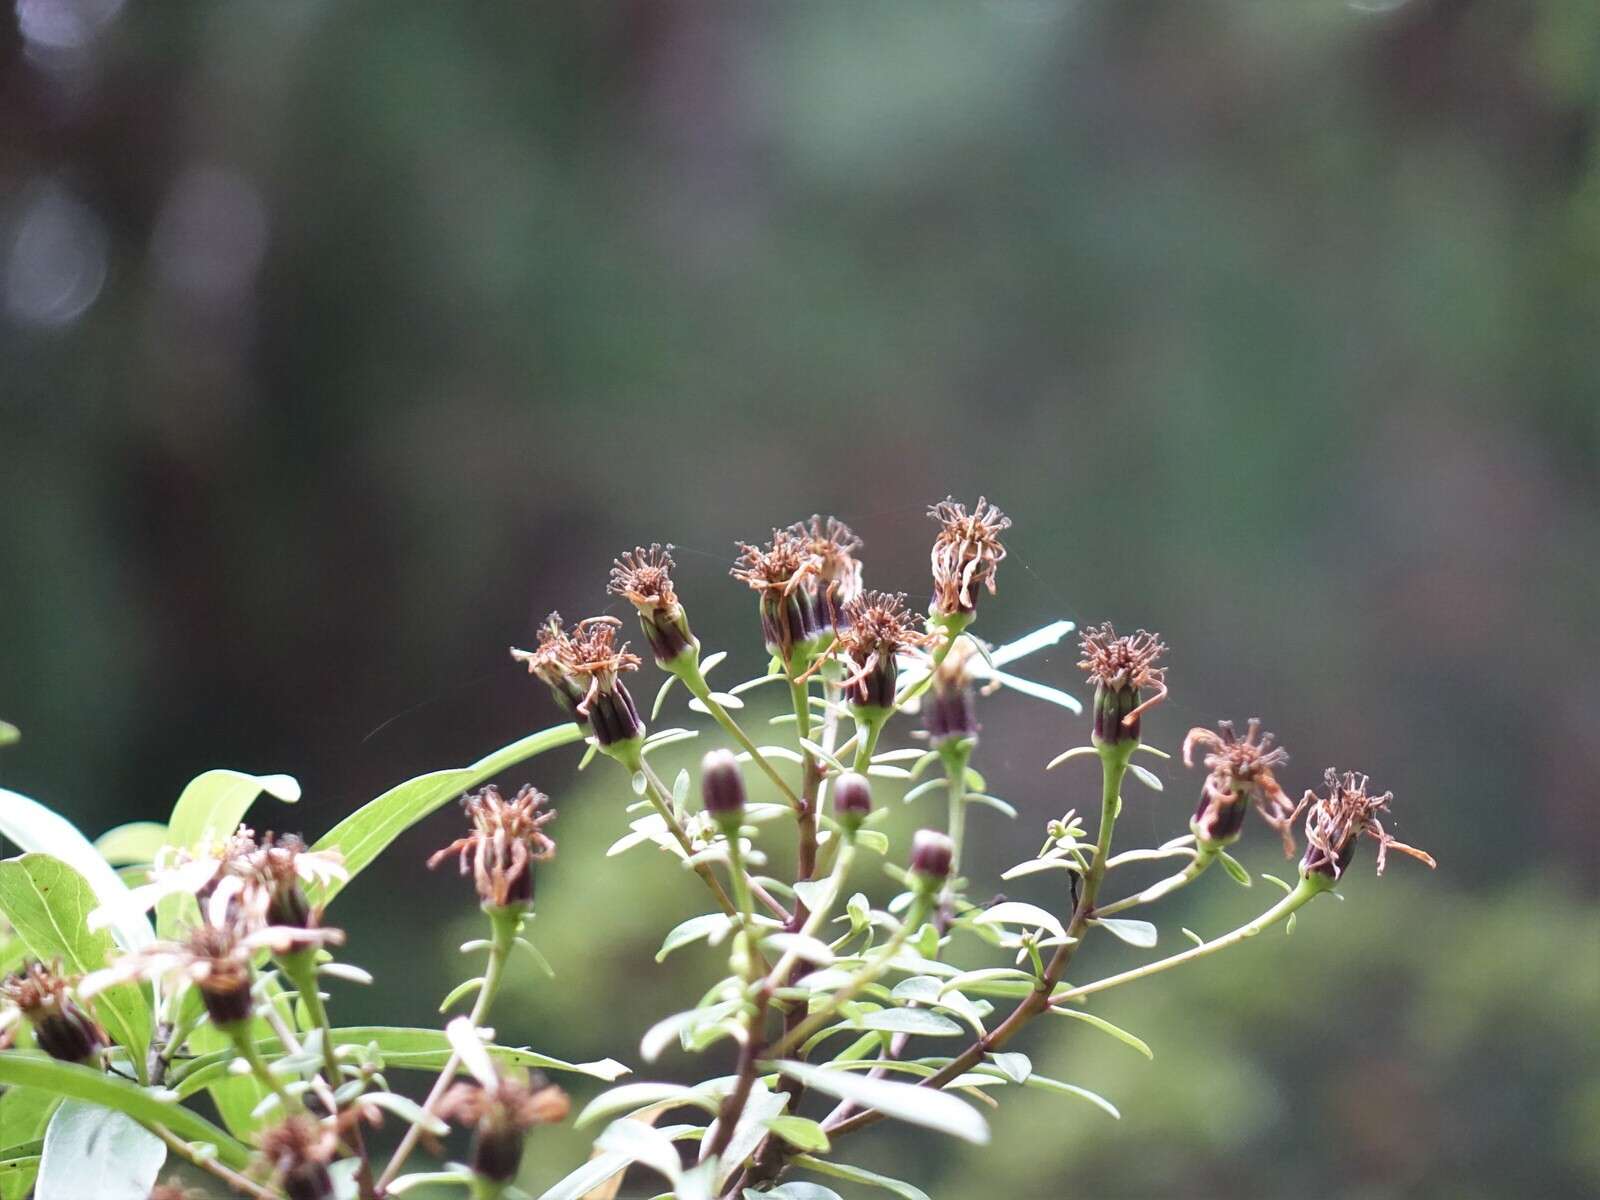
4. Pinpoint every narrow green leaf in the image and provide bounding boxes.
[972,901,1068,943]
[0,724,17,749]
[763,1115,830,1153]
[90,824,169,868]
[310,723,583,903]
[987,1051,1031,1083]
[849,1009,962,1037]
[791,1154,932,1200]
[770,1062,988,1145]
[575,1082,711,1129]
[657,914,734,962]
[0,789,152,951]
[1021,1074,1121,1118]
[1127,763,1163,791]
[37,1100,165,1200]
[0,854,152,1067]
[535,1151,631,1200]
[749,1185,844,1200]
[1093,917,1158,948]
[170,1026,628,1095]
[1050,1007,1154,1059]
[594,1117,683,1182]
[1217,850,1252,887]
[0,1055,250,1167]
